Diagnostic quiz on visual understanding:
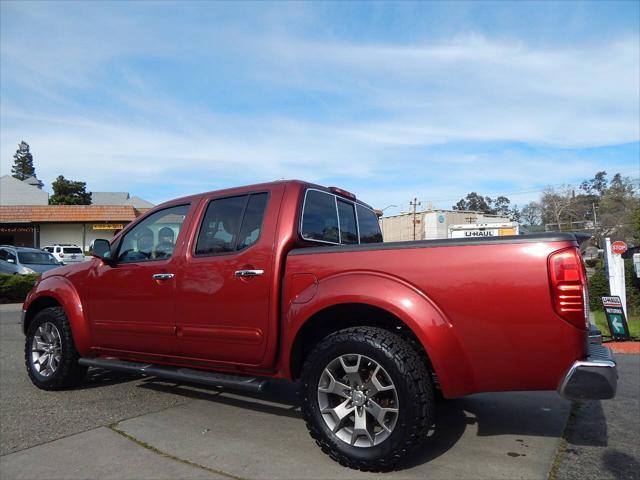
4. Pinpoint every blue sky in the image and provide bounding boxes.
[1,1,638,213]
